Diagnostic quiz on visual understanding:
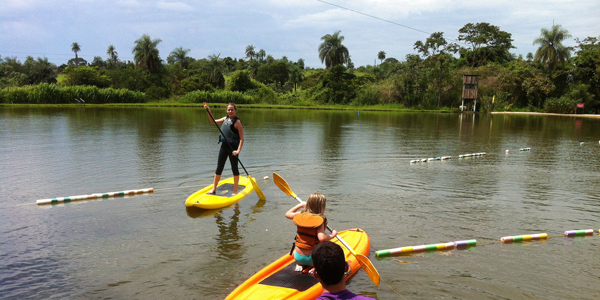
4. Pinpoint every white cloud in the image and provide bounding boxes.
[156,1,194,12]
